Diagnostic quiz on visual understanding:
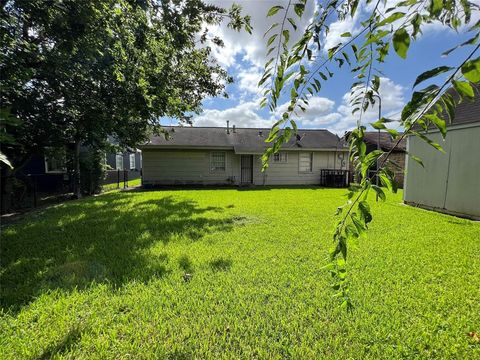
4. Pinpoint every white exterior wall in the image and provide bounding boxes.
[142,148,349,186]
[142,149,240,185]
[404,123,480,219]
[253,150,347,185]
